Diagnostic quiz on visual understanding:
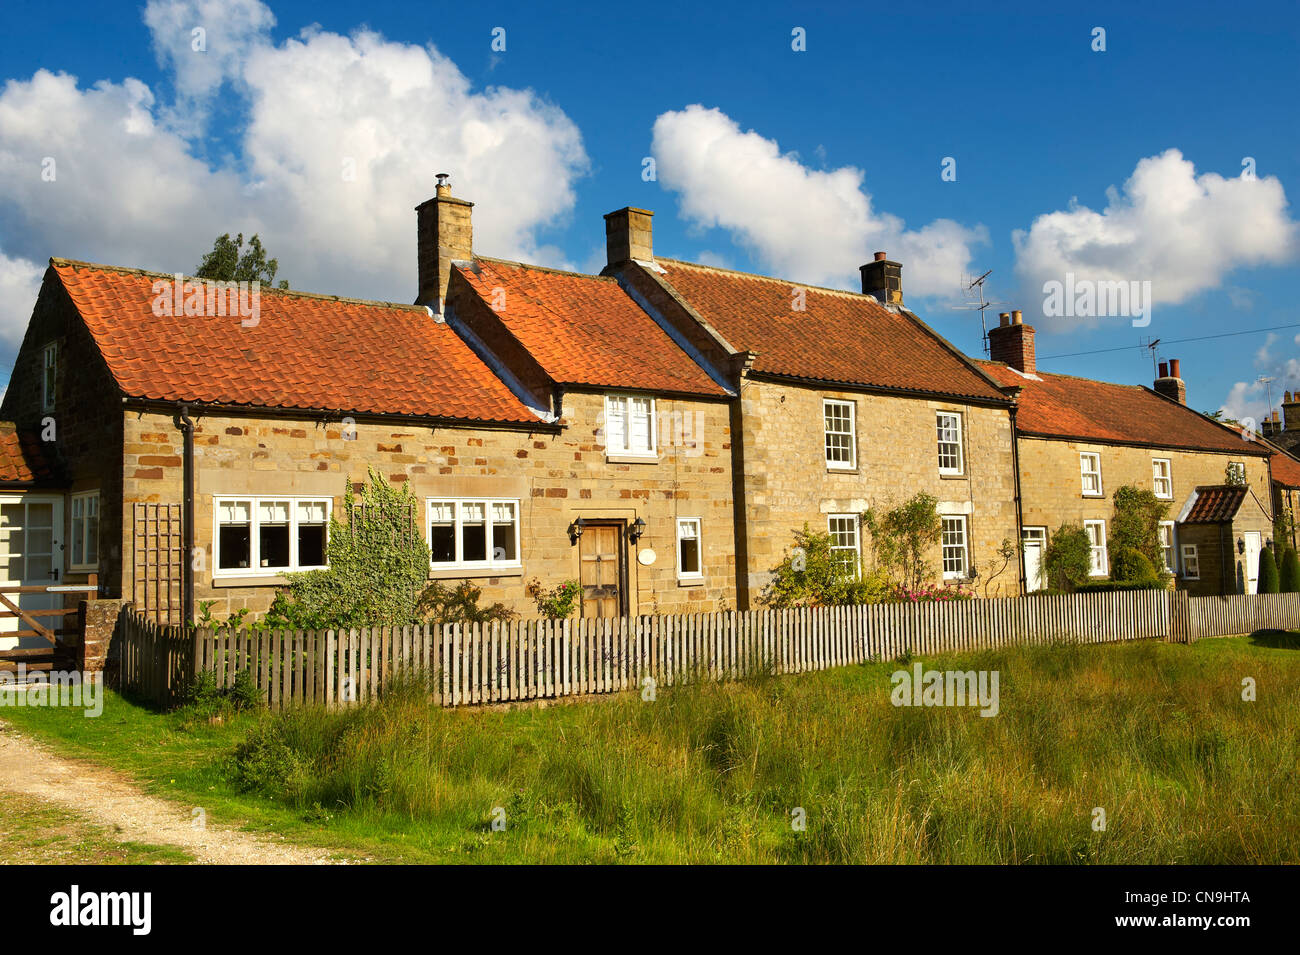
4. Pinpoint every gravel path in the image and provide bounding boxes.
[0,721,344,865]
